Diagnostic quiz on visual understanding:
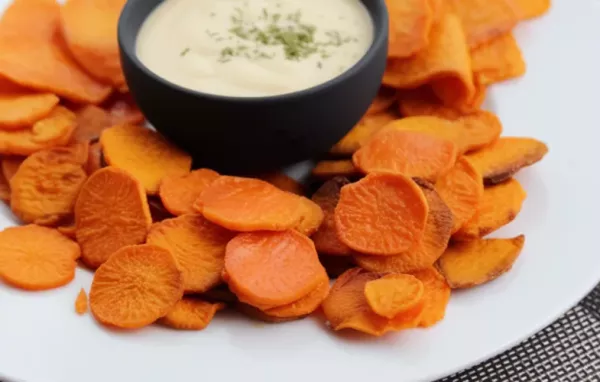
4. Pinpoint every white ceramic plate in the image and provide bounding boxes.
[1,1,600,381]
